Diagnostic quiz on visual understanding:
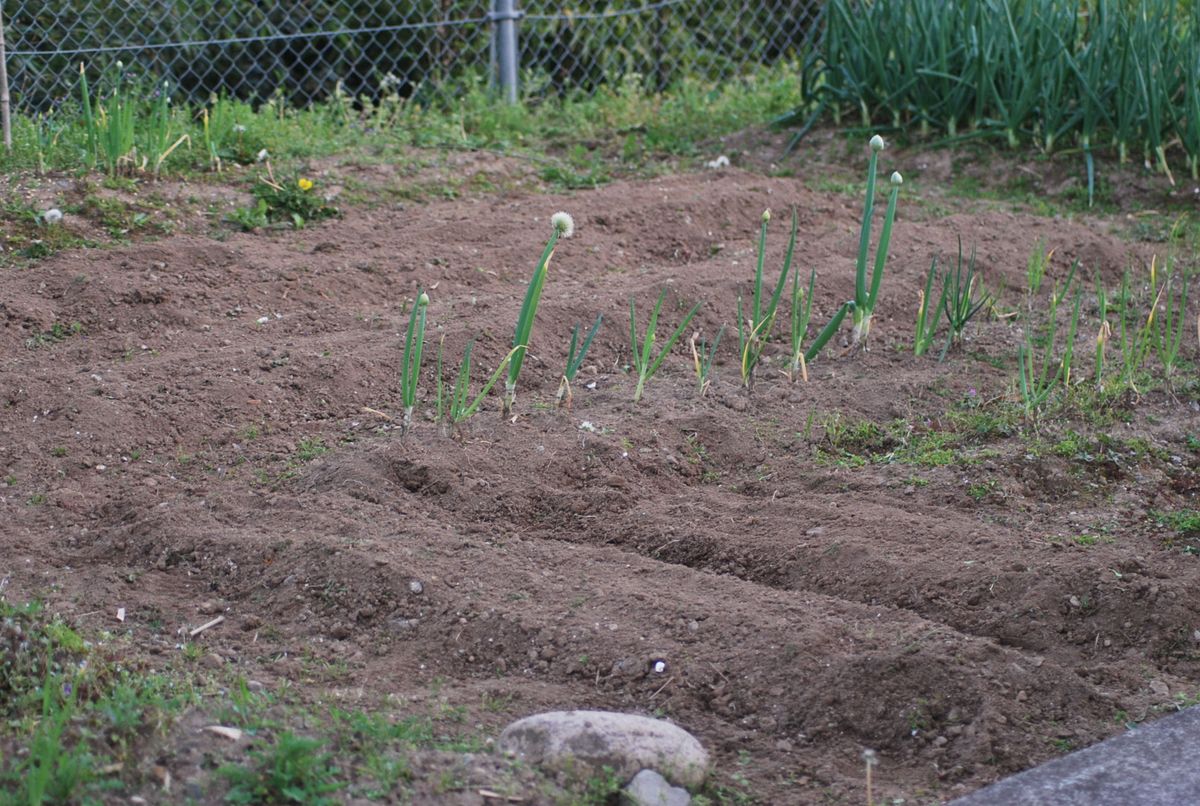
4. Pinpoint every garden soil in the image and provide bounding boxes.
[2,153,1199,803]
